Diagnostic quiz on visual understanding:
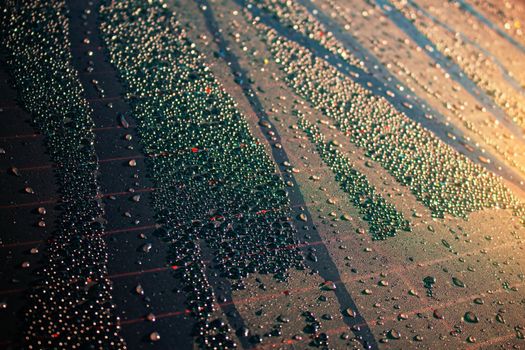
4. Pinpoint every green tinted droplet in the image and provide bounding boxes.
[473,298,484,305]
[464,311,479,323]
[387,329,401,340]
[452,277,465,288]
